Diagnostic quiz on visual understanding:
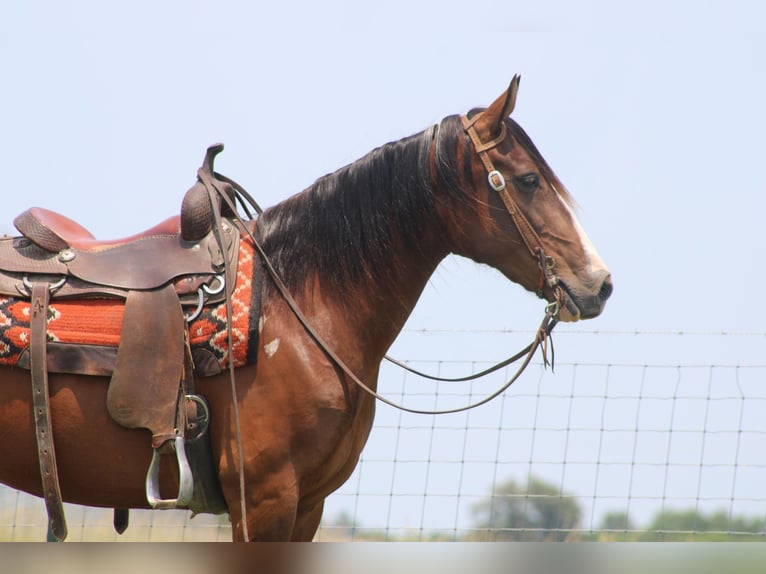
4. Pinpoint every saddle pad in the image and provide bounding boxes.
[0,236,260,373]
